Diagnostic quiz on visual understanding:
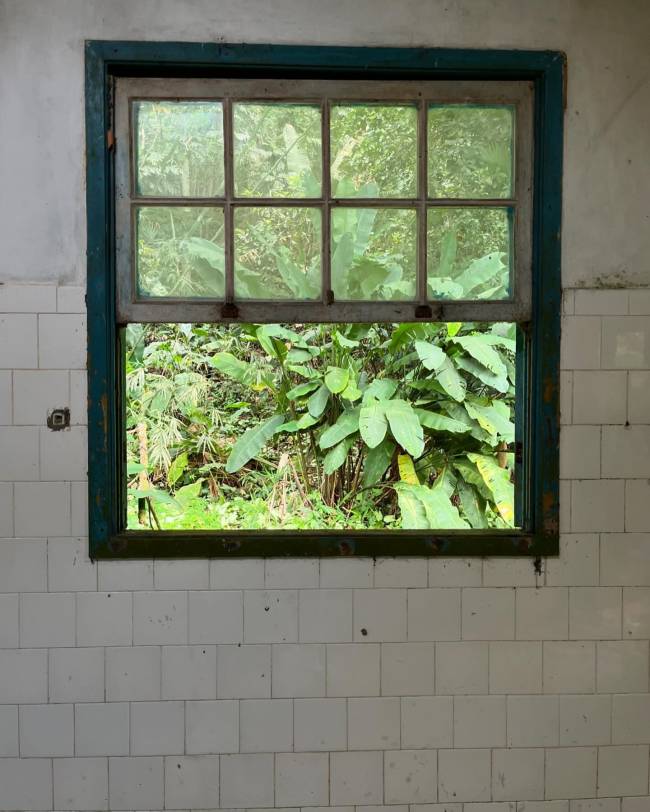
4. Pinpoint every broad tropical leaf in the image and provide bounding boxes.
[454,355,509,393]
[209,352,255,384]
[225,414,285,473]
[415,409,471,434]
[286,380,321,400]
[323,437,356,475]
[384,399,424,458]
[398,454,419,484]
[415,340,445,371]
[362,439,395,487]
[395,483,468,529]
[359,401,388,448]
[307,384,329,418]
[435,356,467,402]
[453,335,508,376]
[395,483,429,529]
[325,366,350,394]
[363,378,398,403]
[167,452,188,487]
[457,477,488,529]
[319,408,360,450]
[467,452,514,524]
